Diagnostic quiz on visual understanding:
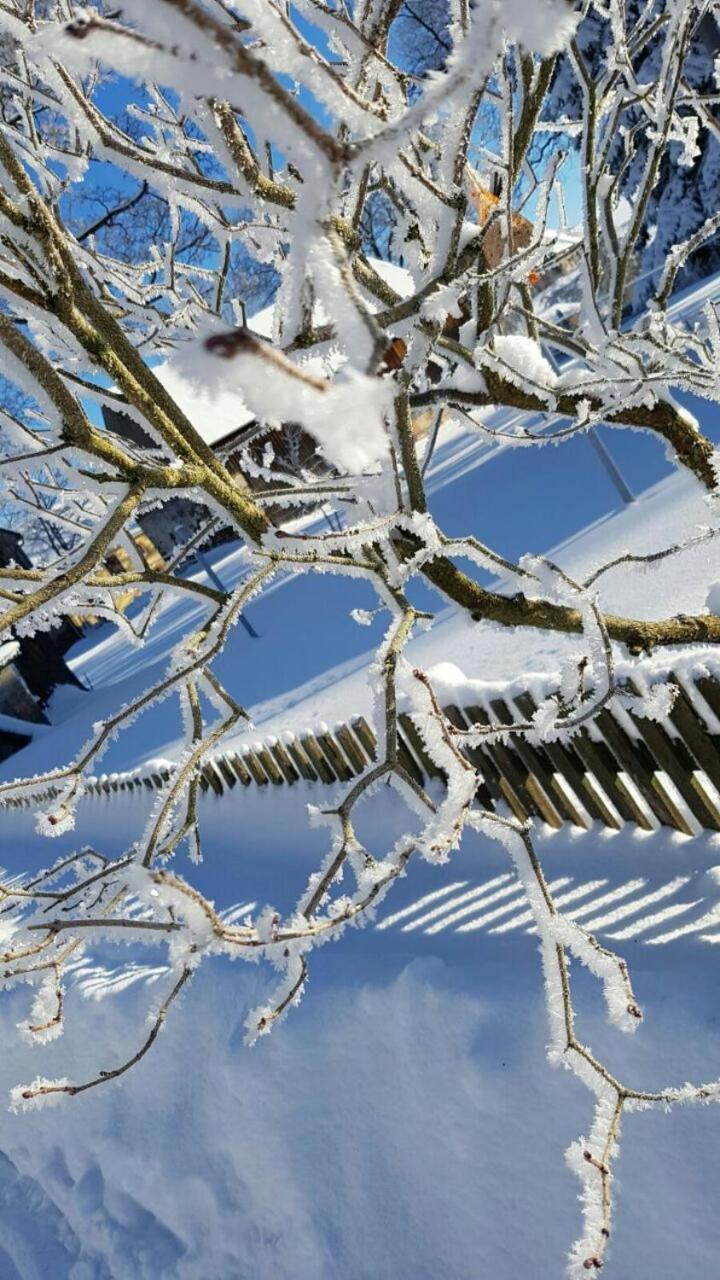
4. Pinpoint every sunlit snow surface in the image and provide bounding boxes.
[0,792,720,1279]
[39,466,717,781]
[1,437,720,1276]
